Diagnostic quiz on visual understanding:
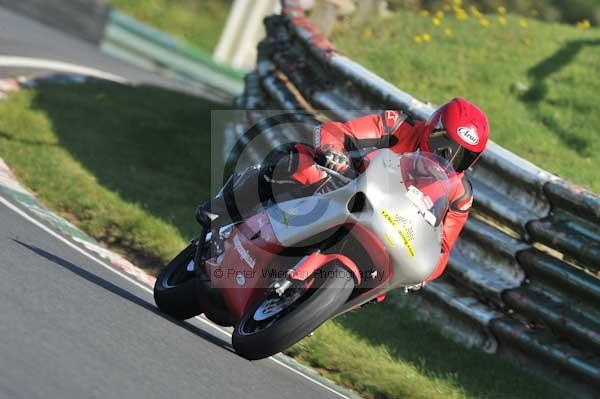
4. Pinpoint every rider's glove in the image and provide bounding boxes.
[316,146,350,174]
